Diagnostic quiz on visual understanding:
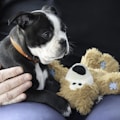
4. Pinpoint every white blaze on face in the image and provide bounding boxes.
[29,10,69,64]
